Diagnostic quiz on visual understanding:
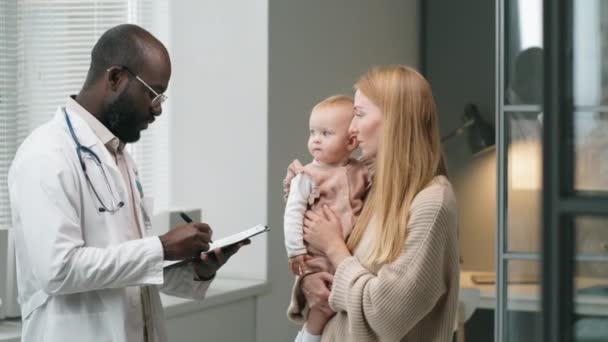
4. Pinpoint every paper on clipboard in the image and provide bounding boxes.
[163,224,269,269]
